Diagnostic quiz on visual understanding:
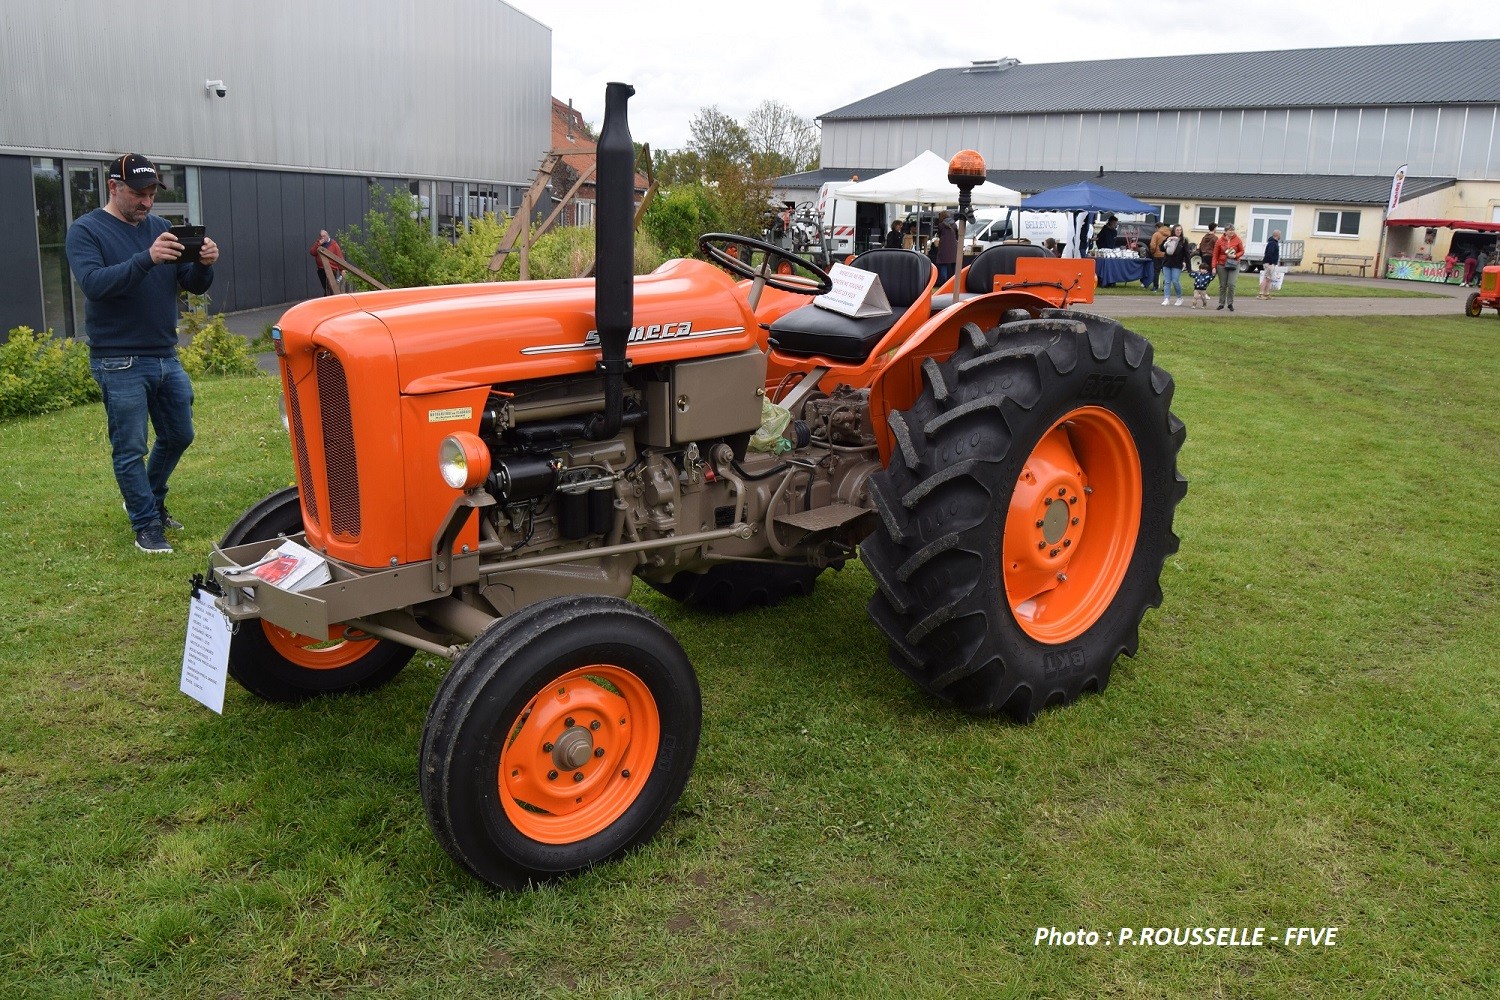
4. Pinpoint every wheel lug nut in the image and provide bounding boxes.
[1050,548,1060,557]
[1071,517,1079,525]
[590,720,600,731]
[1063,539,1071,548]
[573,772,585,783]
[543,742,554,752]
[547,770,558,781]
[622,769,631,778]
[1084,486,1094,495]
[1035,519,1044,528]
[594,747,605,758]
[1057,487,1067,496]
[1044,497,1053,506]
[1070,496,1078,505]
[1037,541,1046,550]
[1057,573,1068,582]
[564,717,575,728]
